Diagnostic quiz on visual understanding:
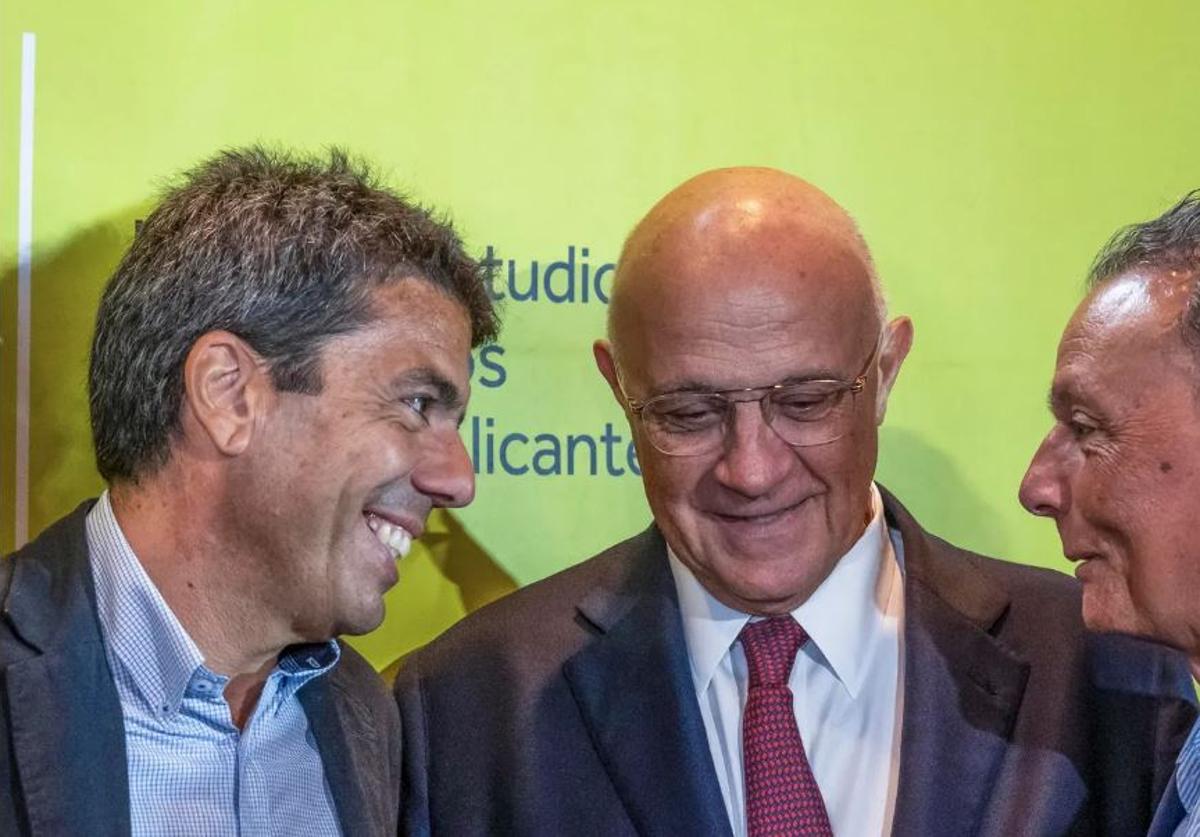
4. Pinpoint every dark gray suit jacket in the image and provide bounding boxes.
[0,502,401,837]
[1147,775,1186,837]
[396,488,1197,836]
